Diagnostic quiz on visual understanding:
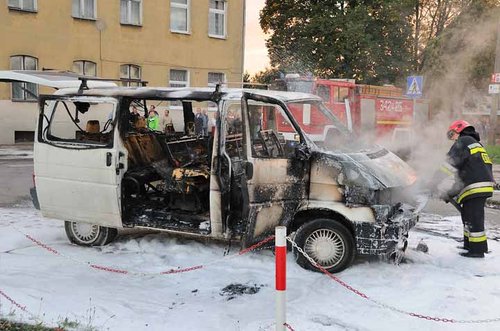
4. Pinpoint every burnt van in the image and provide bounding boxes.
[1,71,421,273]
